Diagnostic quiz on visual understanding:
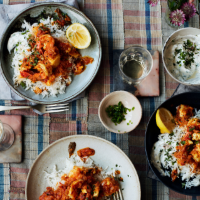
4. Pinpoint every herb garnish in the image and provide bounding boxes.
[181,141,185,145]
[182,183,186,188]
[20,82,26,89]
[175,39,197,69]
[189,127,195,132]
[21,30,29,35]
[169,132,174,137]
[105,101,134,125]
